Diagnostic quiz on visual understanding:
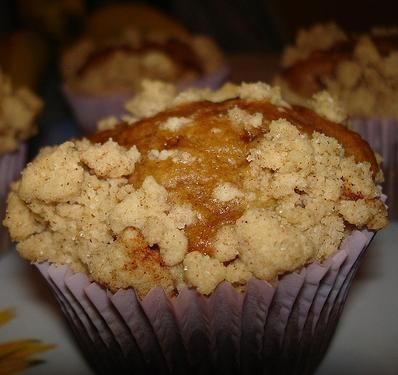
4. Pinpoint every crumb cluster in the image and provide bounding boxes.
[281,23,347,68]
[0,71,42,154]
[324,36,398,118]
[278,25,398,118]
[4,82,387,297]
